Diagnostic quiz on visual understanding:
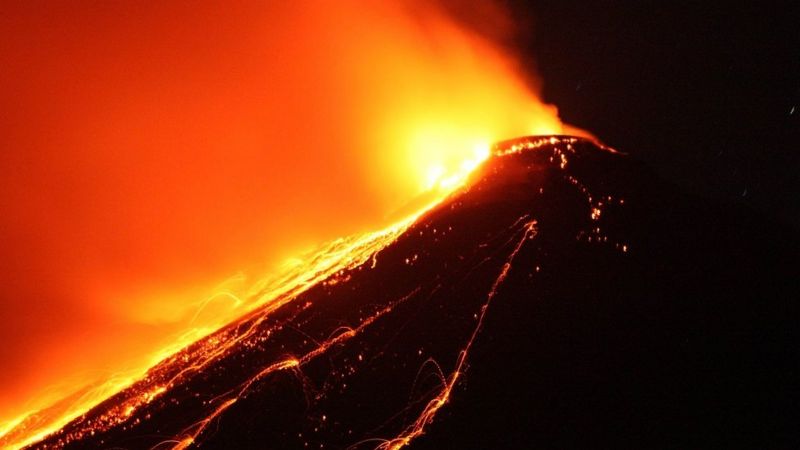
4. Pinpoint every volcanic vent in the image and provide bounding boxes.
[21,136,799,449]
